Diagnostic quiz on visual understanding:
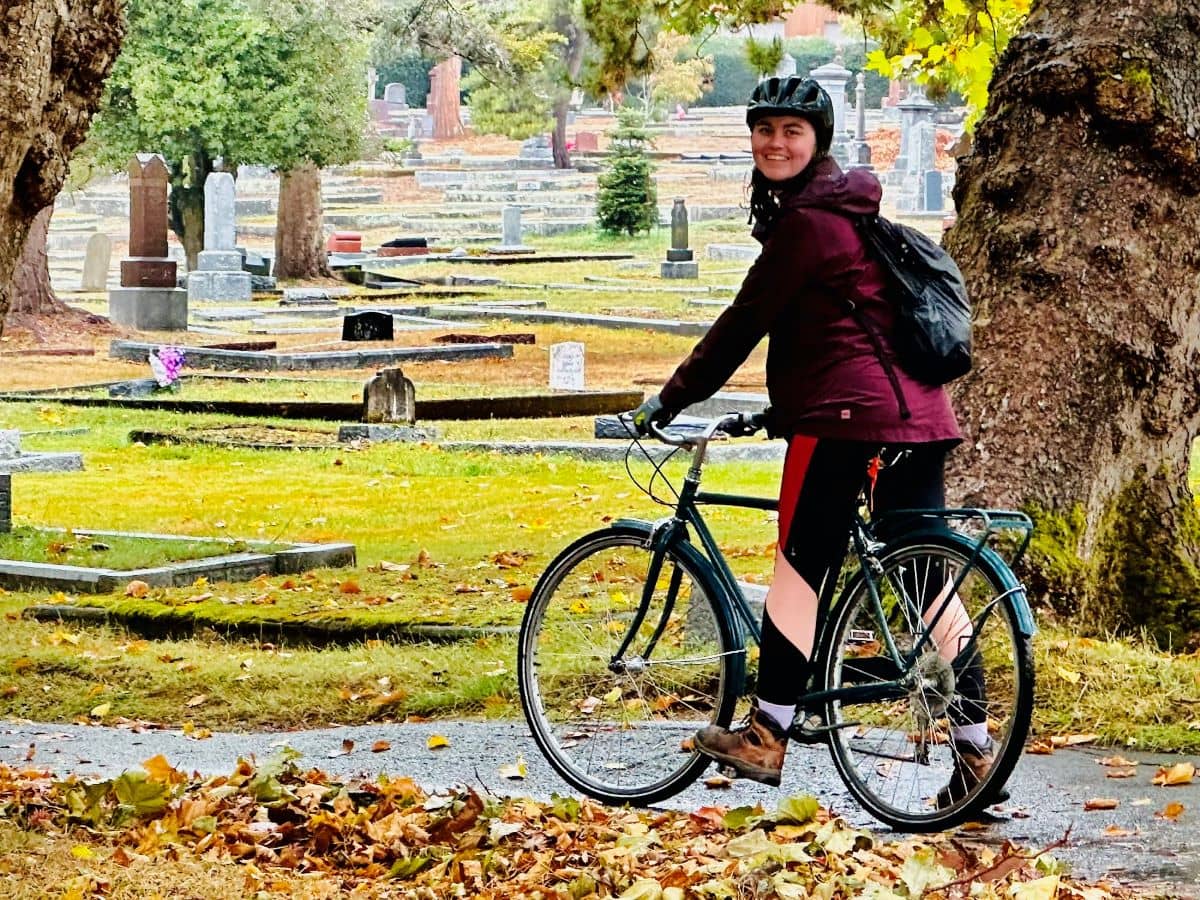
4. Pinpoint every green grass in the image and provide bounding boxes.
[0,526,254,569]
